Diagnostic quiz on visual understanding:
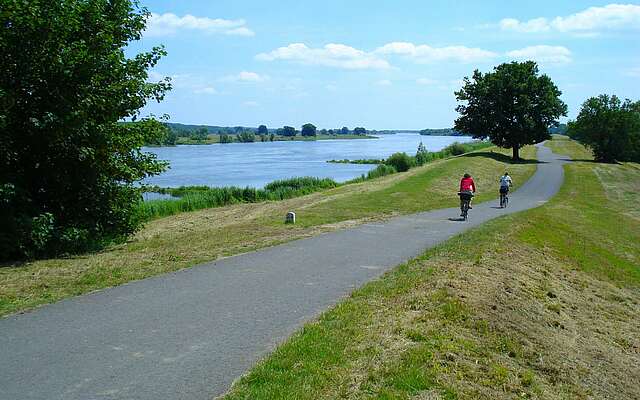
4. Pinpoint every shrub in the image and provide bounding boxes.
[443,142,468,156]
[385,152,414,172]
[367,164,397,179]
